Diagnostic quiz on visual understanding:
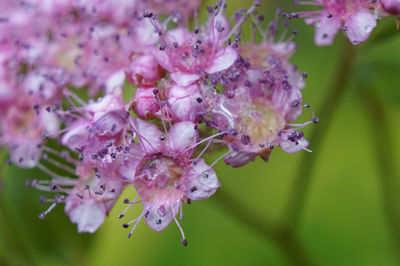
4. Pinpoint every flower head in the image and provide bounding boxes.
[295,0,378,45]
[119,120,220,243]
